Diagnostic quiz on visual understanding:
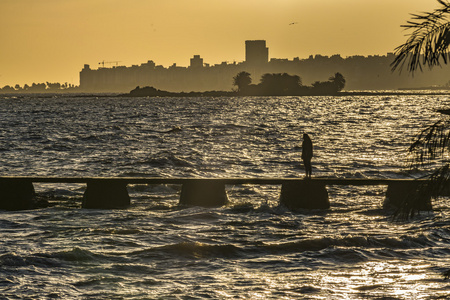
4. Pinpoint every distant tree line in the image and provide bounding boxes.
[124,72,346,97]
[233,71,346,96]
[0,82,78,93]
